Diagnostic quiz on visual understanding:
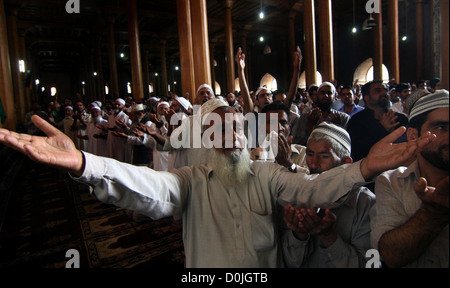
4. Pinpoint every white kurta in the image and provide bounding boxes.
[106,111,130,162]
[73,152,367,268]
[86,119,108,157]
